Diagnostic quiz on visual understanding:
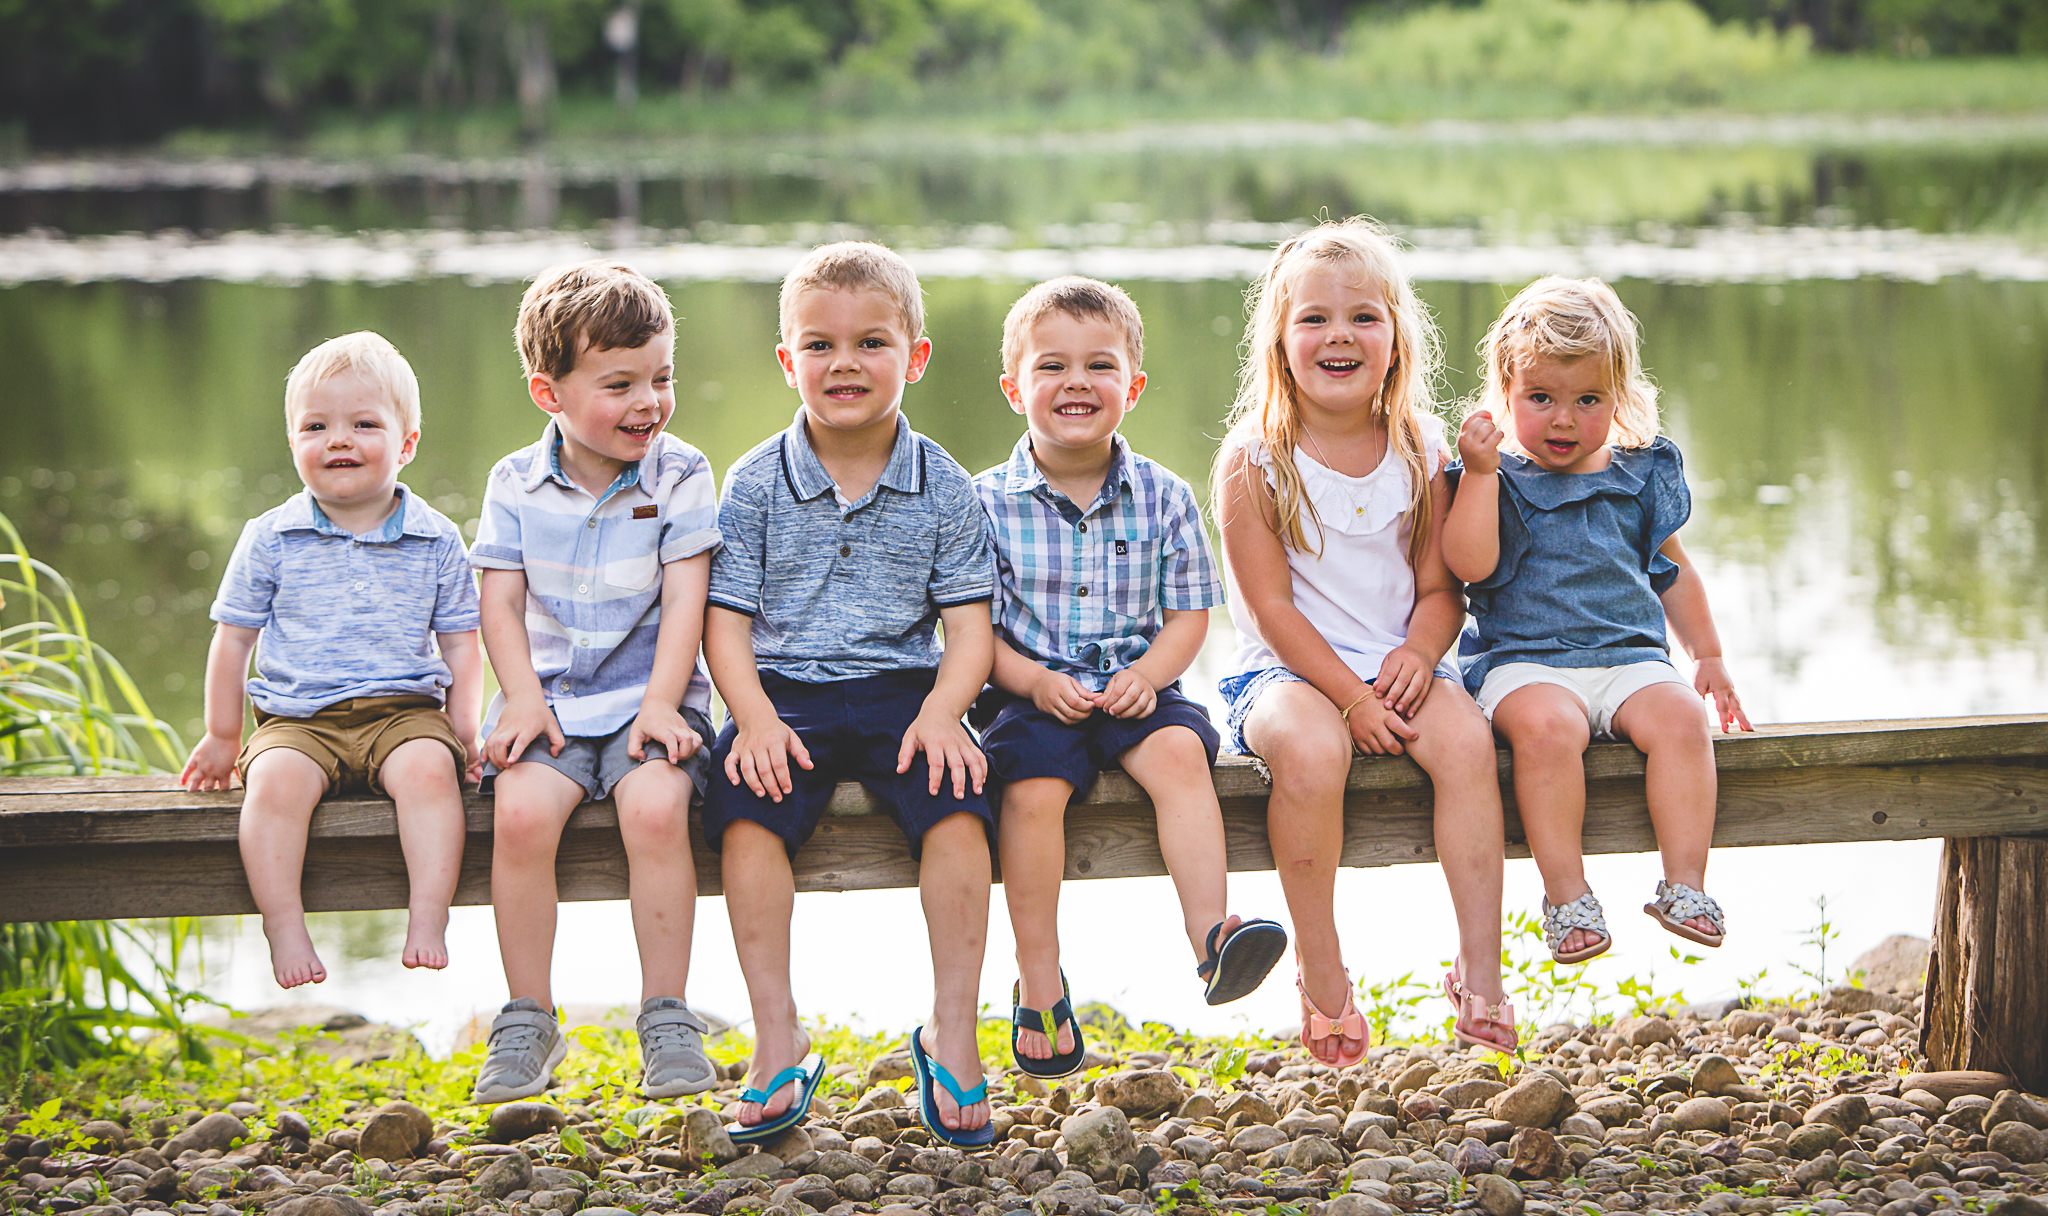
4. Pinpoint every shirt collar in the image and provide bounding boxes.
[1001,432,1132,514]
[780,409,922,504]
[1499,444,1650,511]
[520,419,647,496]
[276,483,427,542]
